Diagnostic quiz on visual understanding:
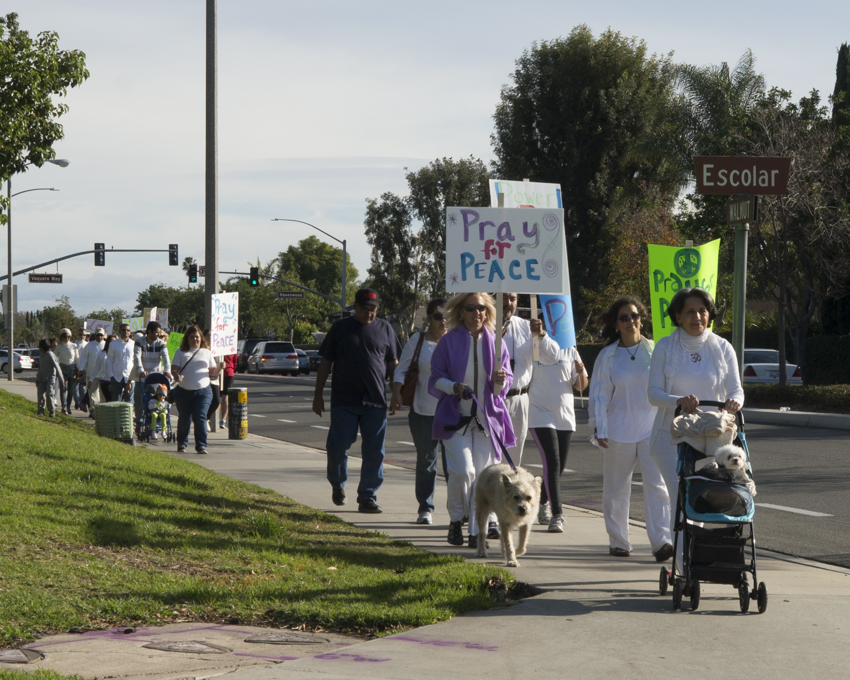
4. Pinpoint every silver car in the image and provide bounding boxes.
[742,349,802,384]
[0,350,32,373]
[246,341,300,376]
